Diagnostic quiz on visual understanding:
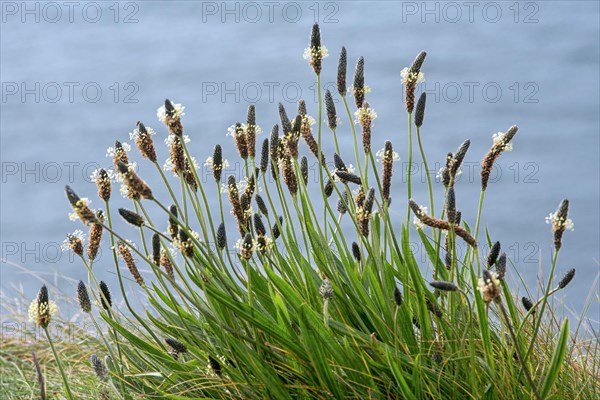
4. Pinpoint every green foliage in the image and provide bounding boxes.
[14,24,598,400]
